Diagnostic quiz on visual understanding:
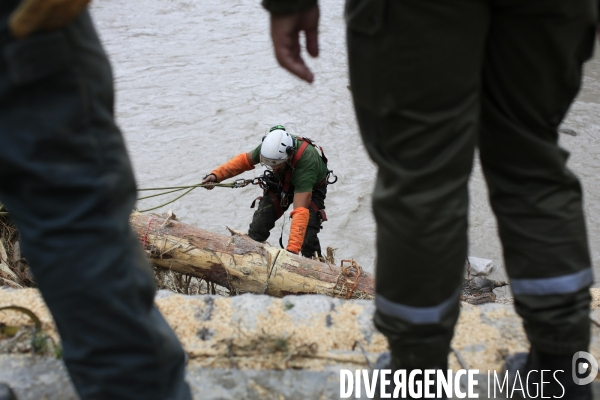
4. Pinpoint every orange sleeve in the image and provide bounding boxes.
[286,207,310,254]
[211,153,254,182]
